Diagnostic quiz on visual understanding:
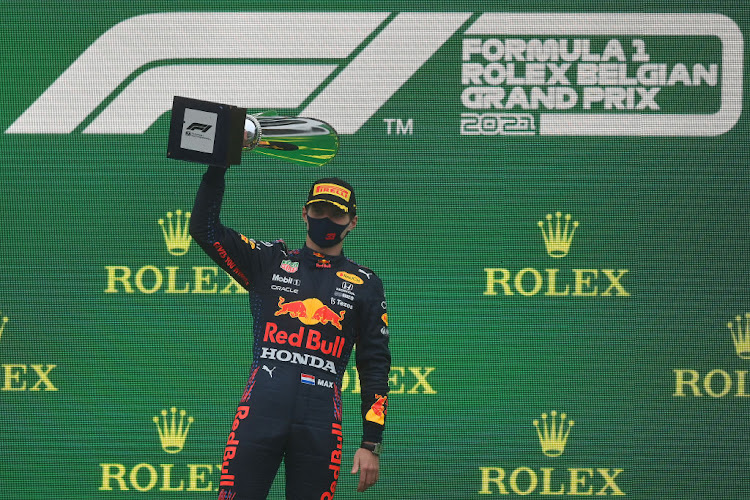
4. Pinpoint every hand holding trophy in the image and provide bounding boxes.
[166,96,339,167]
